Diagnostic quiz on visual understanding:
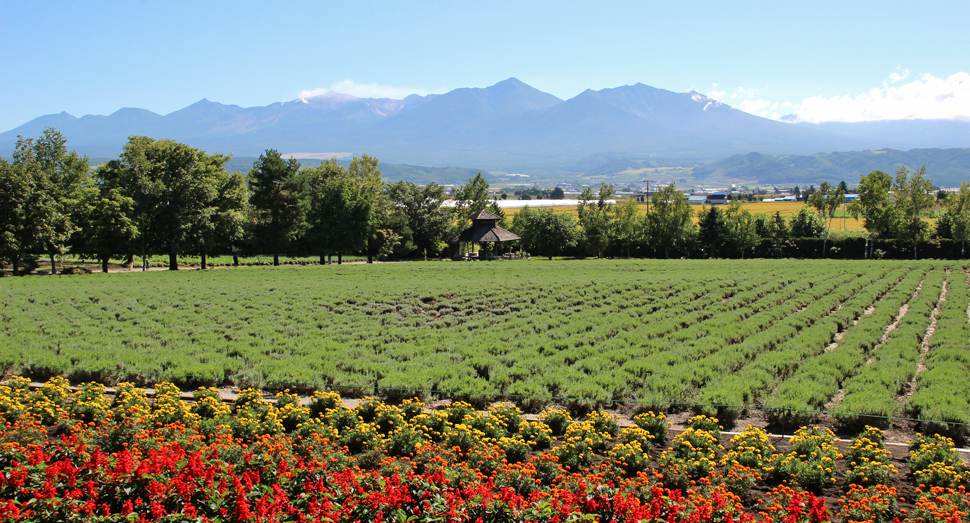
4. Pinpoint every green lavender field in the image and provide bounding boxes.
[2,259,968,429]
